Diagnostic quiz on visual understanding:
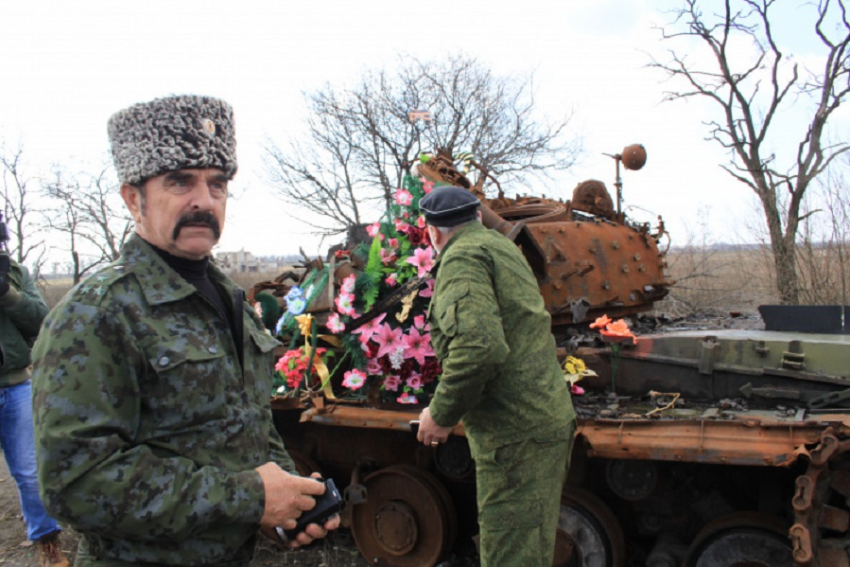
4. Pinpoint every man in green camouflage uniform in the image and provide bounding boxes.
[31,95,338,566]
[416,186,576,567]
